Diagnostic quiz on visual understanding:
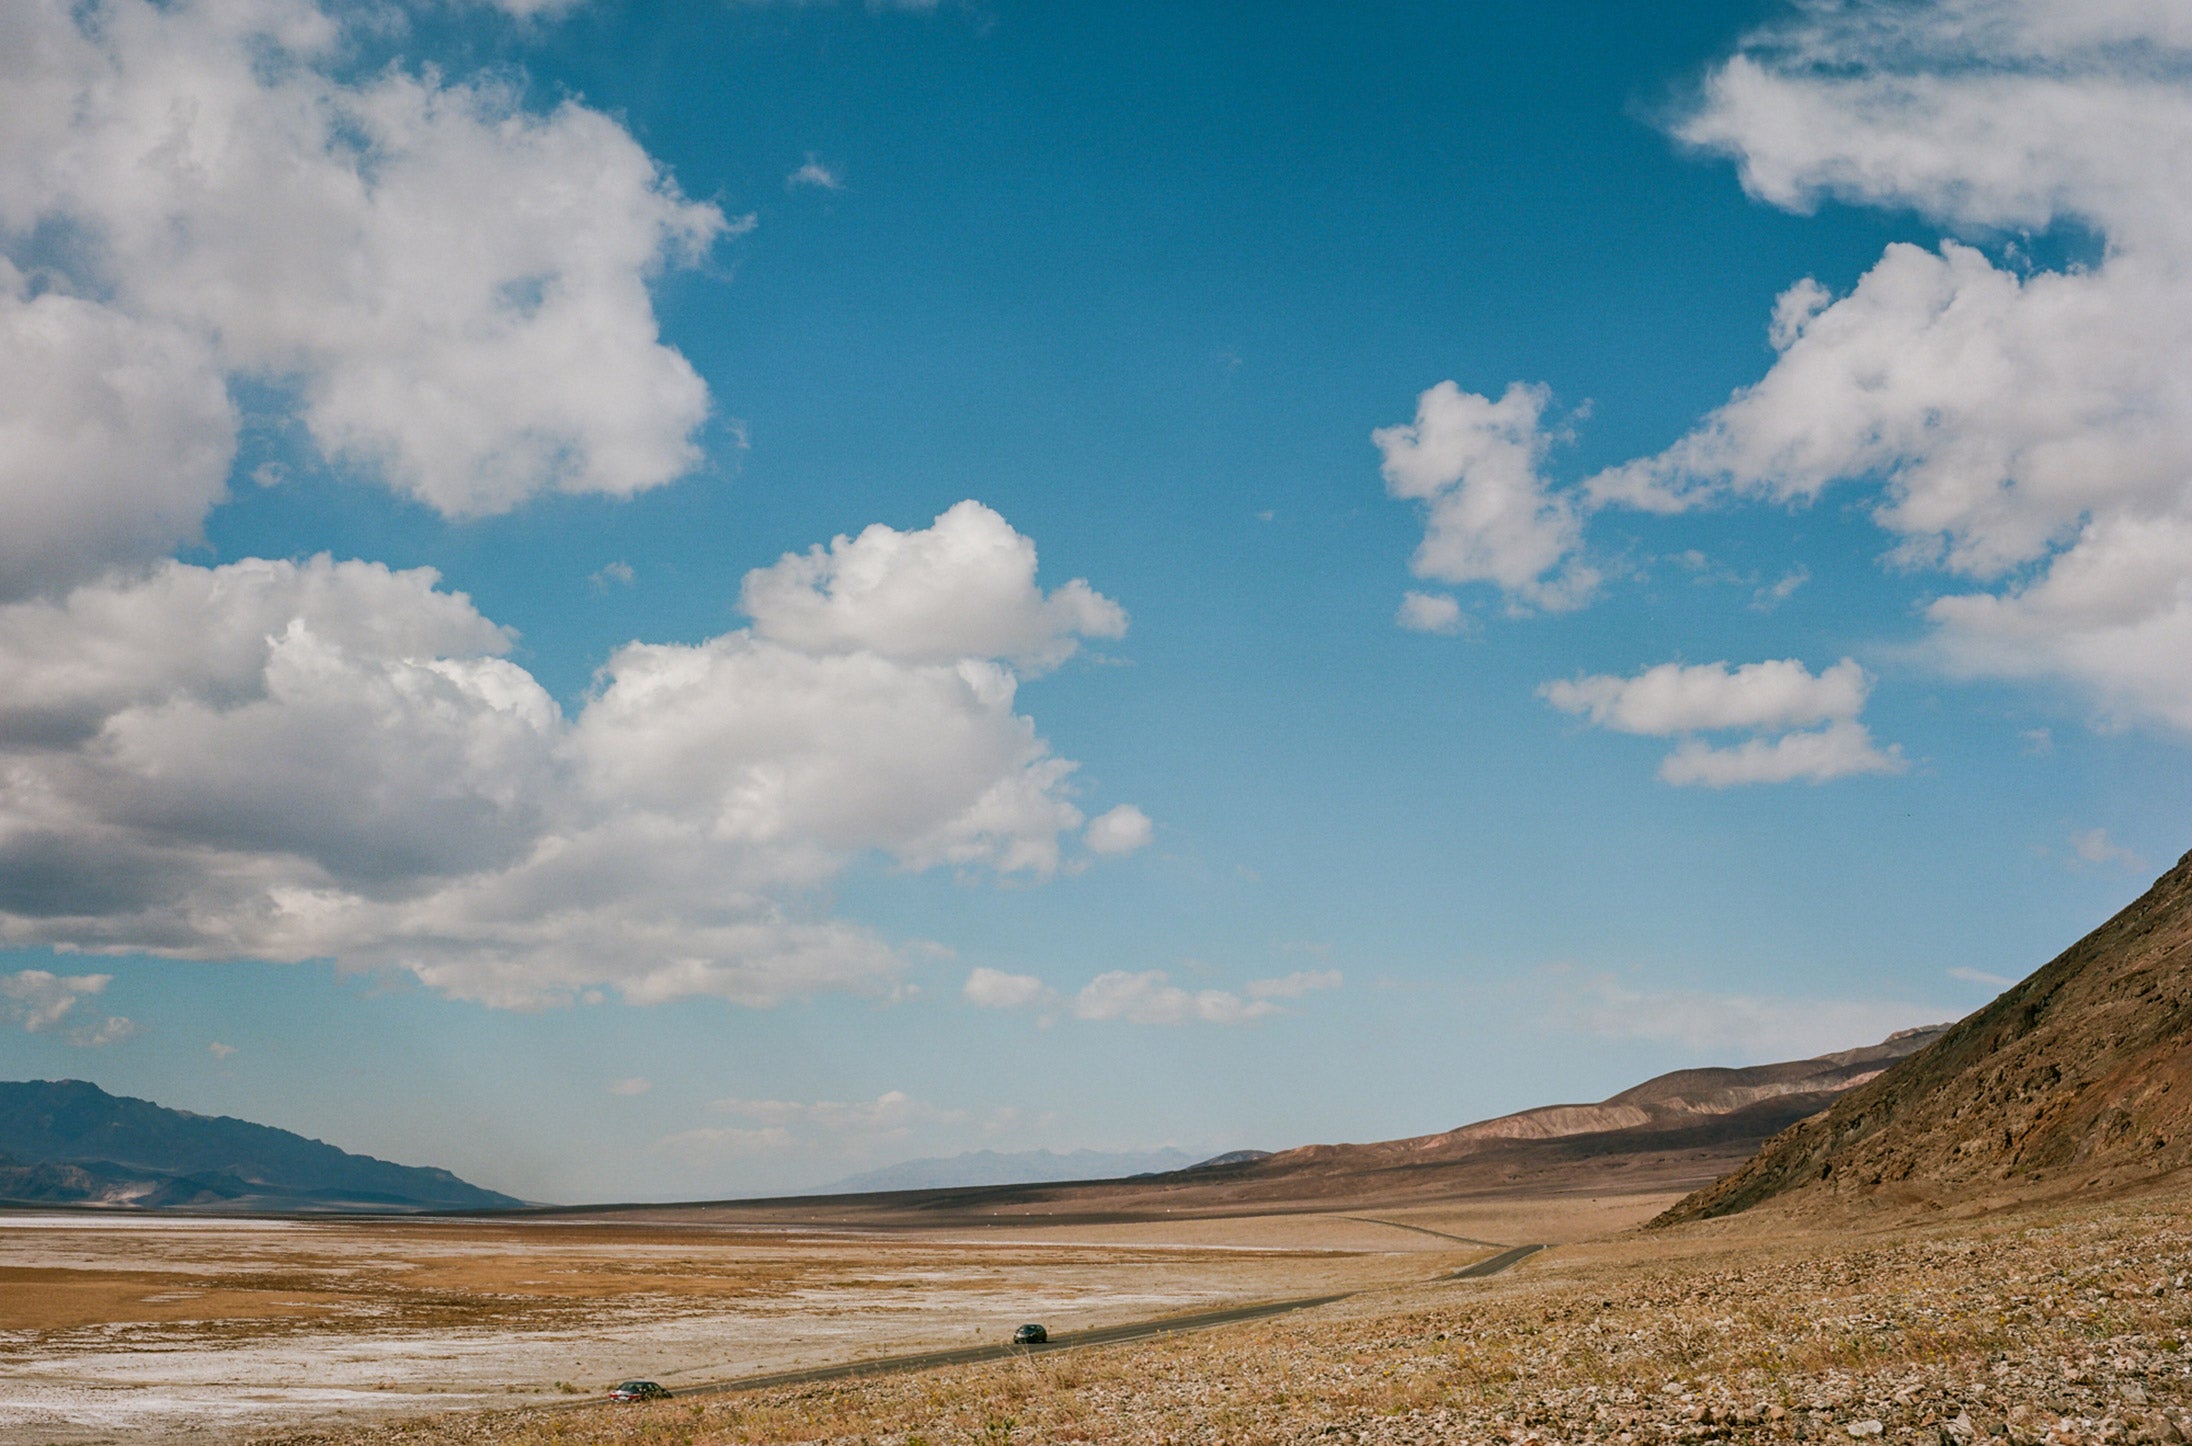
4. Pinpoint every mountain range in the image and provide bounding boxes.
[0,1079,521,1212]
[33,831,2187,1224]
